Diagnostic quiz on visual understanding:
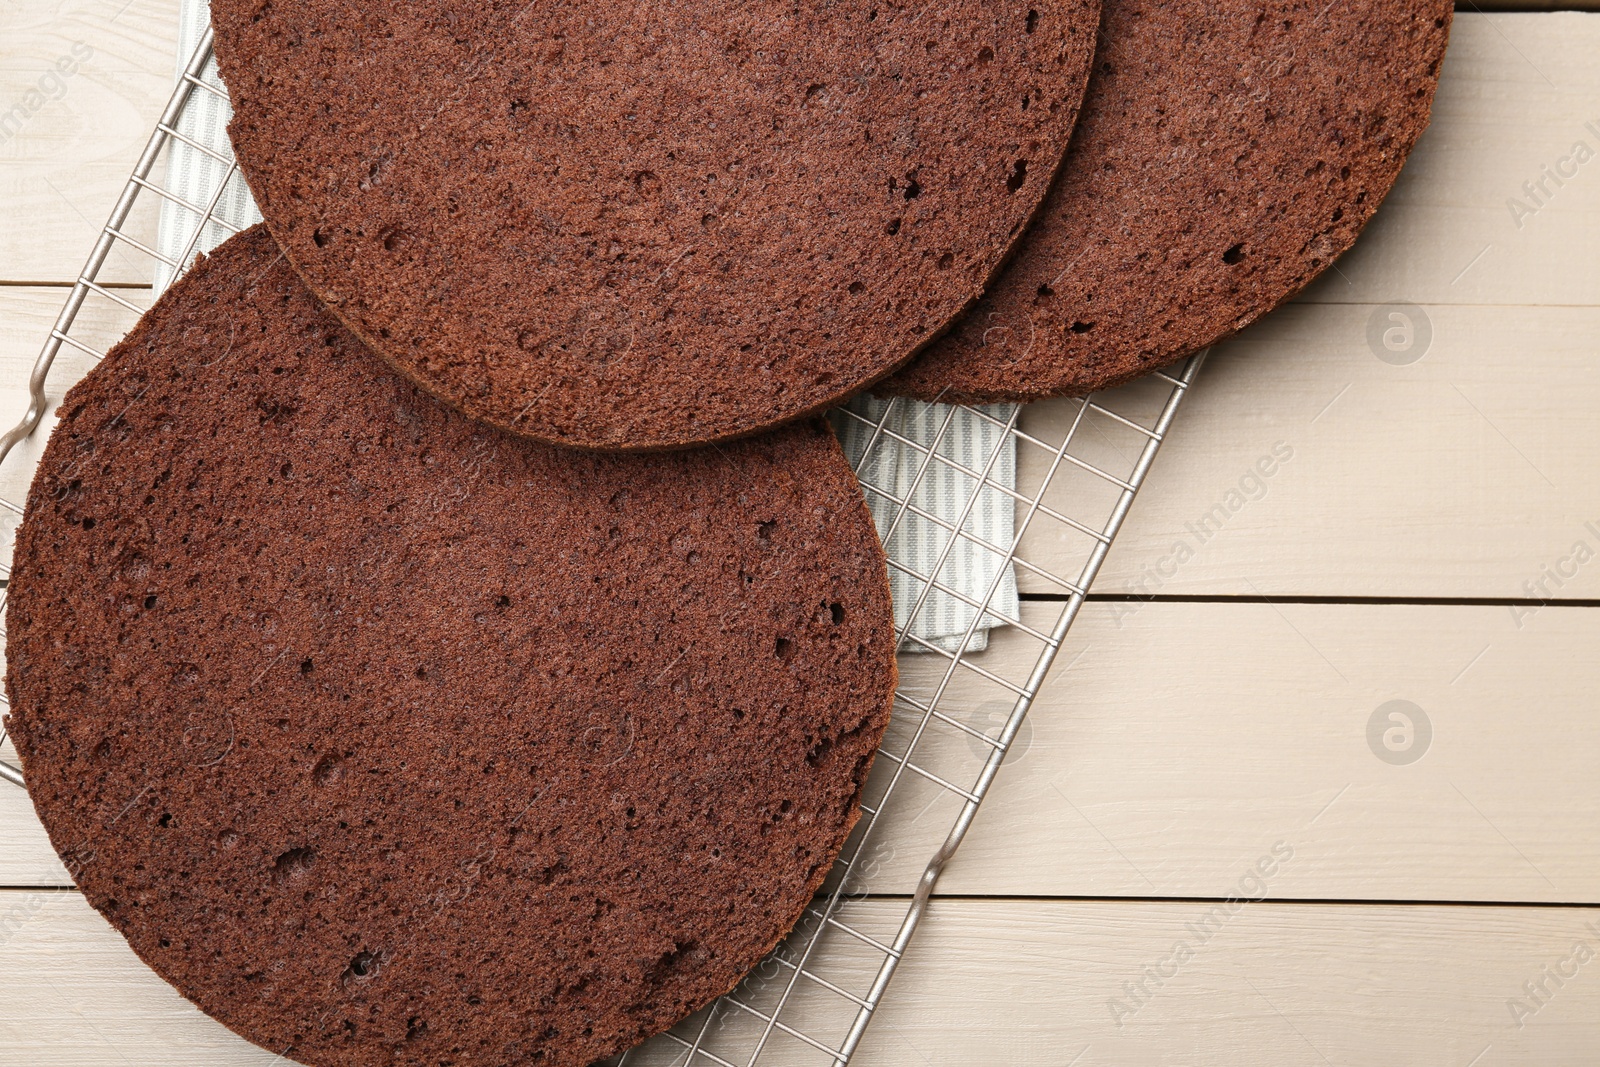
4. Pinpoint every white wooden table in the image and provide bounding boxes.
[3,4,1599,1064]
